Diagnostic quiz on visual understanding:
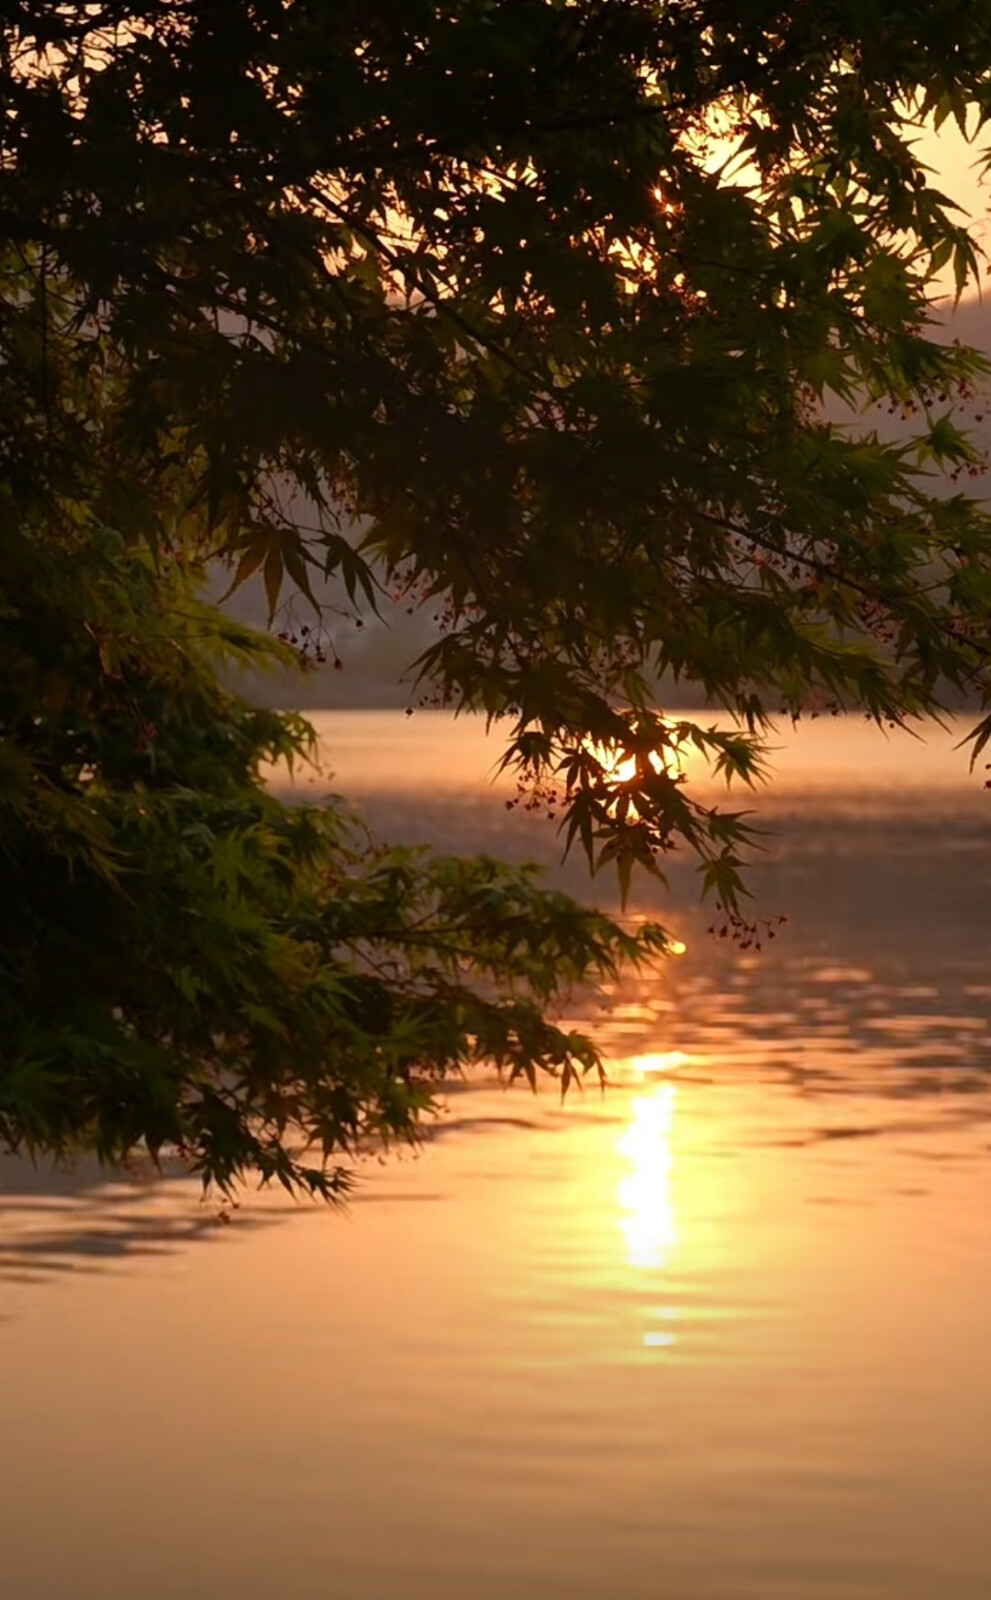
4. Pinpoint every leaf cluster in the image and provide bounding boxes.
[0,497,668,1191]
